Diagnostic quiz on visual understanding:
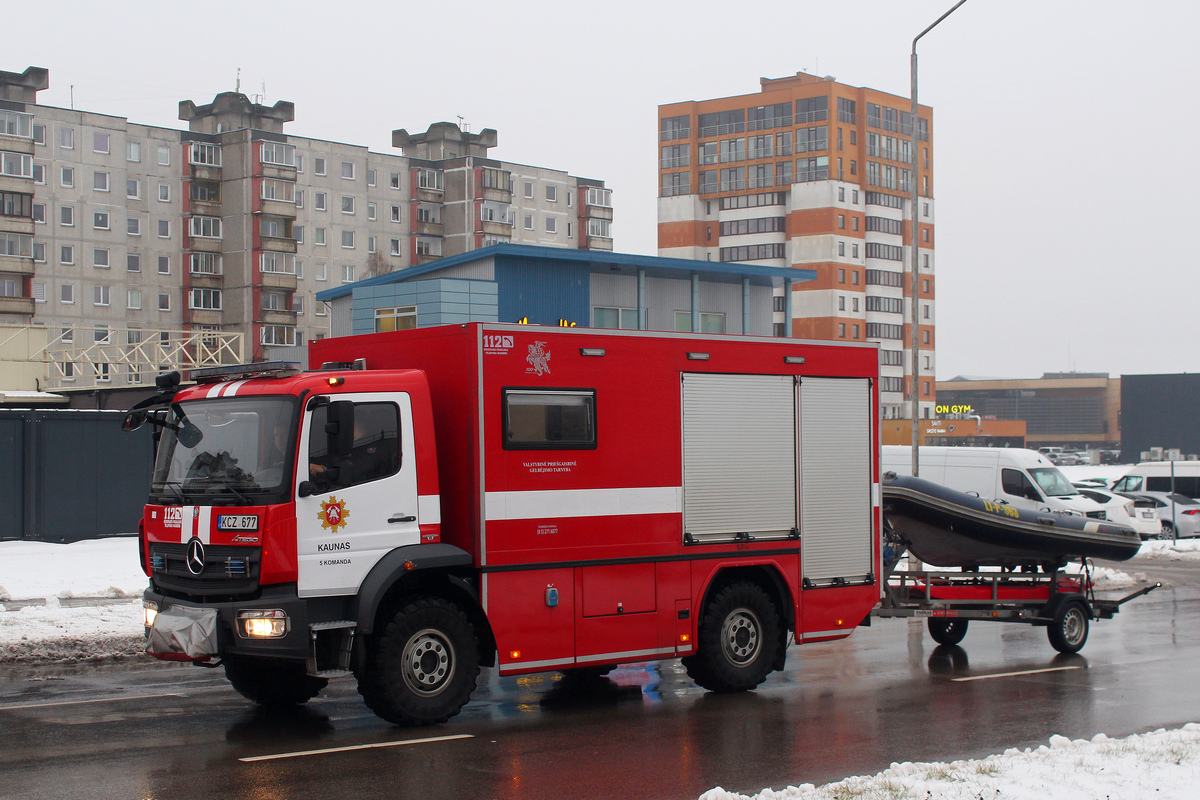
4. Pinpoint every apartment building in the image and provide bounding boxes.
[658,72,936,419]
[0,66,612,390]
